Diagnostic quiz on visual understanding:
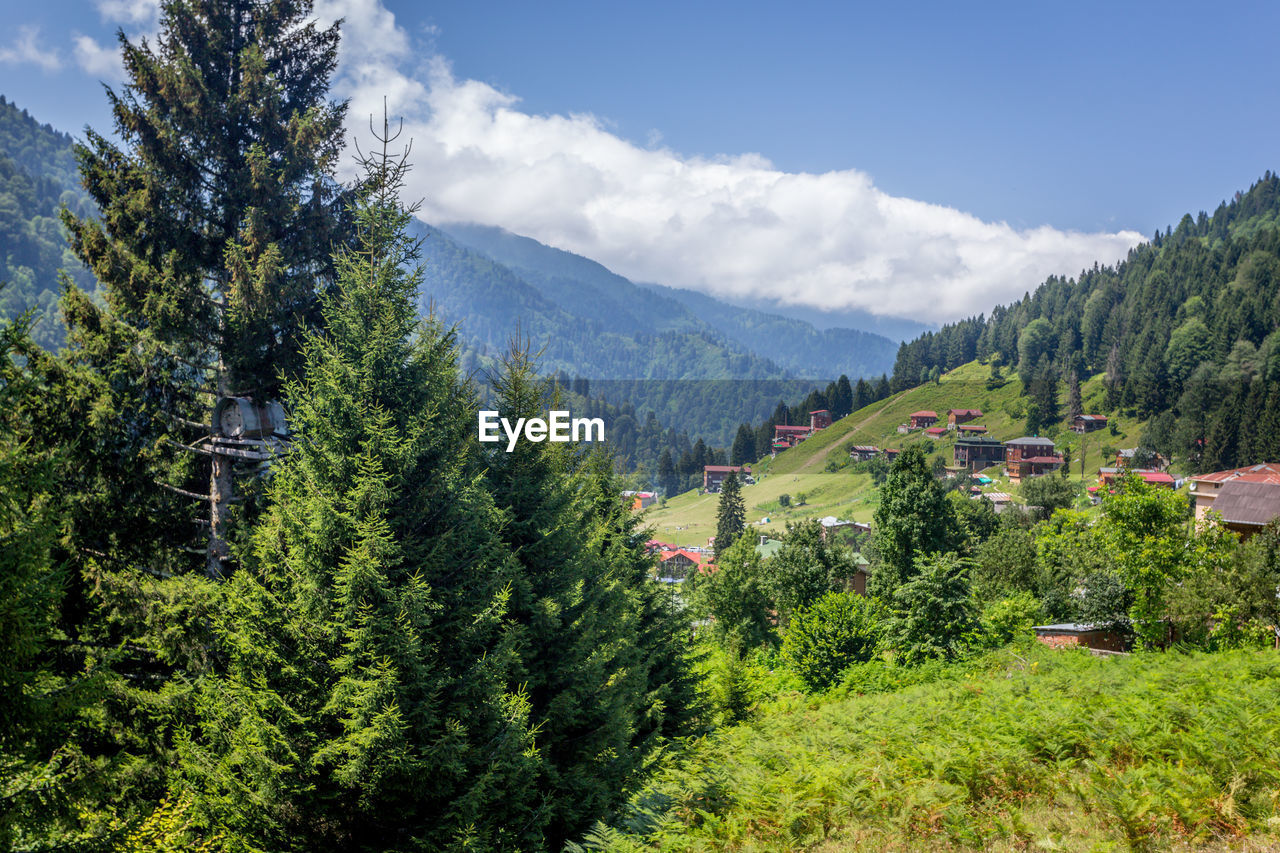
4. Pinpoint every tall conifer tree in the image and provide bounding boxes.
[715,471,746,557]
